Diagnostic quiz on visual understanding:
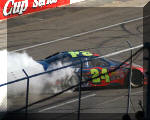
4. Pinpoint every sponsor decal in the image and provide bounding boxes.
[0,0,70,20]
[3,0,28,16]
[33,0,57,8]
